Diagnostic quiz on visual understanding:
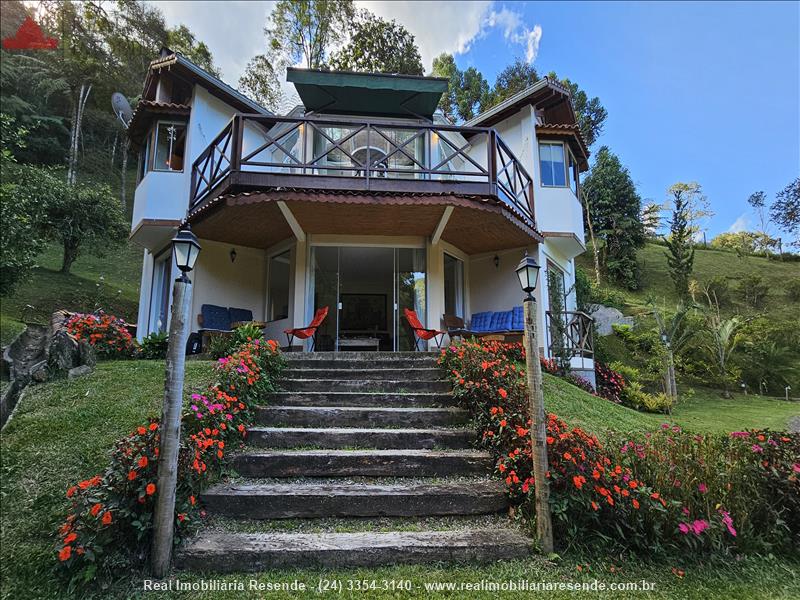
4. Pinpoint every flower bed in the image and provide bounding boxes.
[54,338,283,585]
[439,340,800,556]
[65,311,137,359]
